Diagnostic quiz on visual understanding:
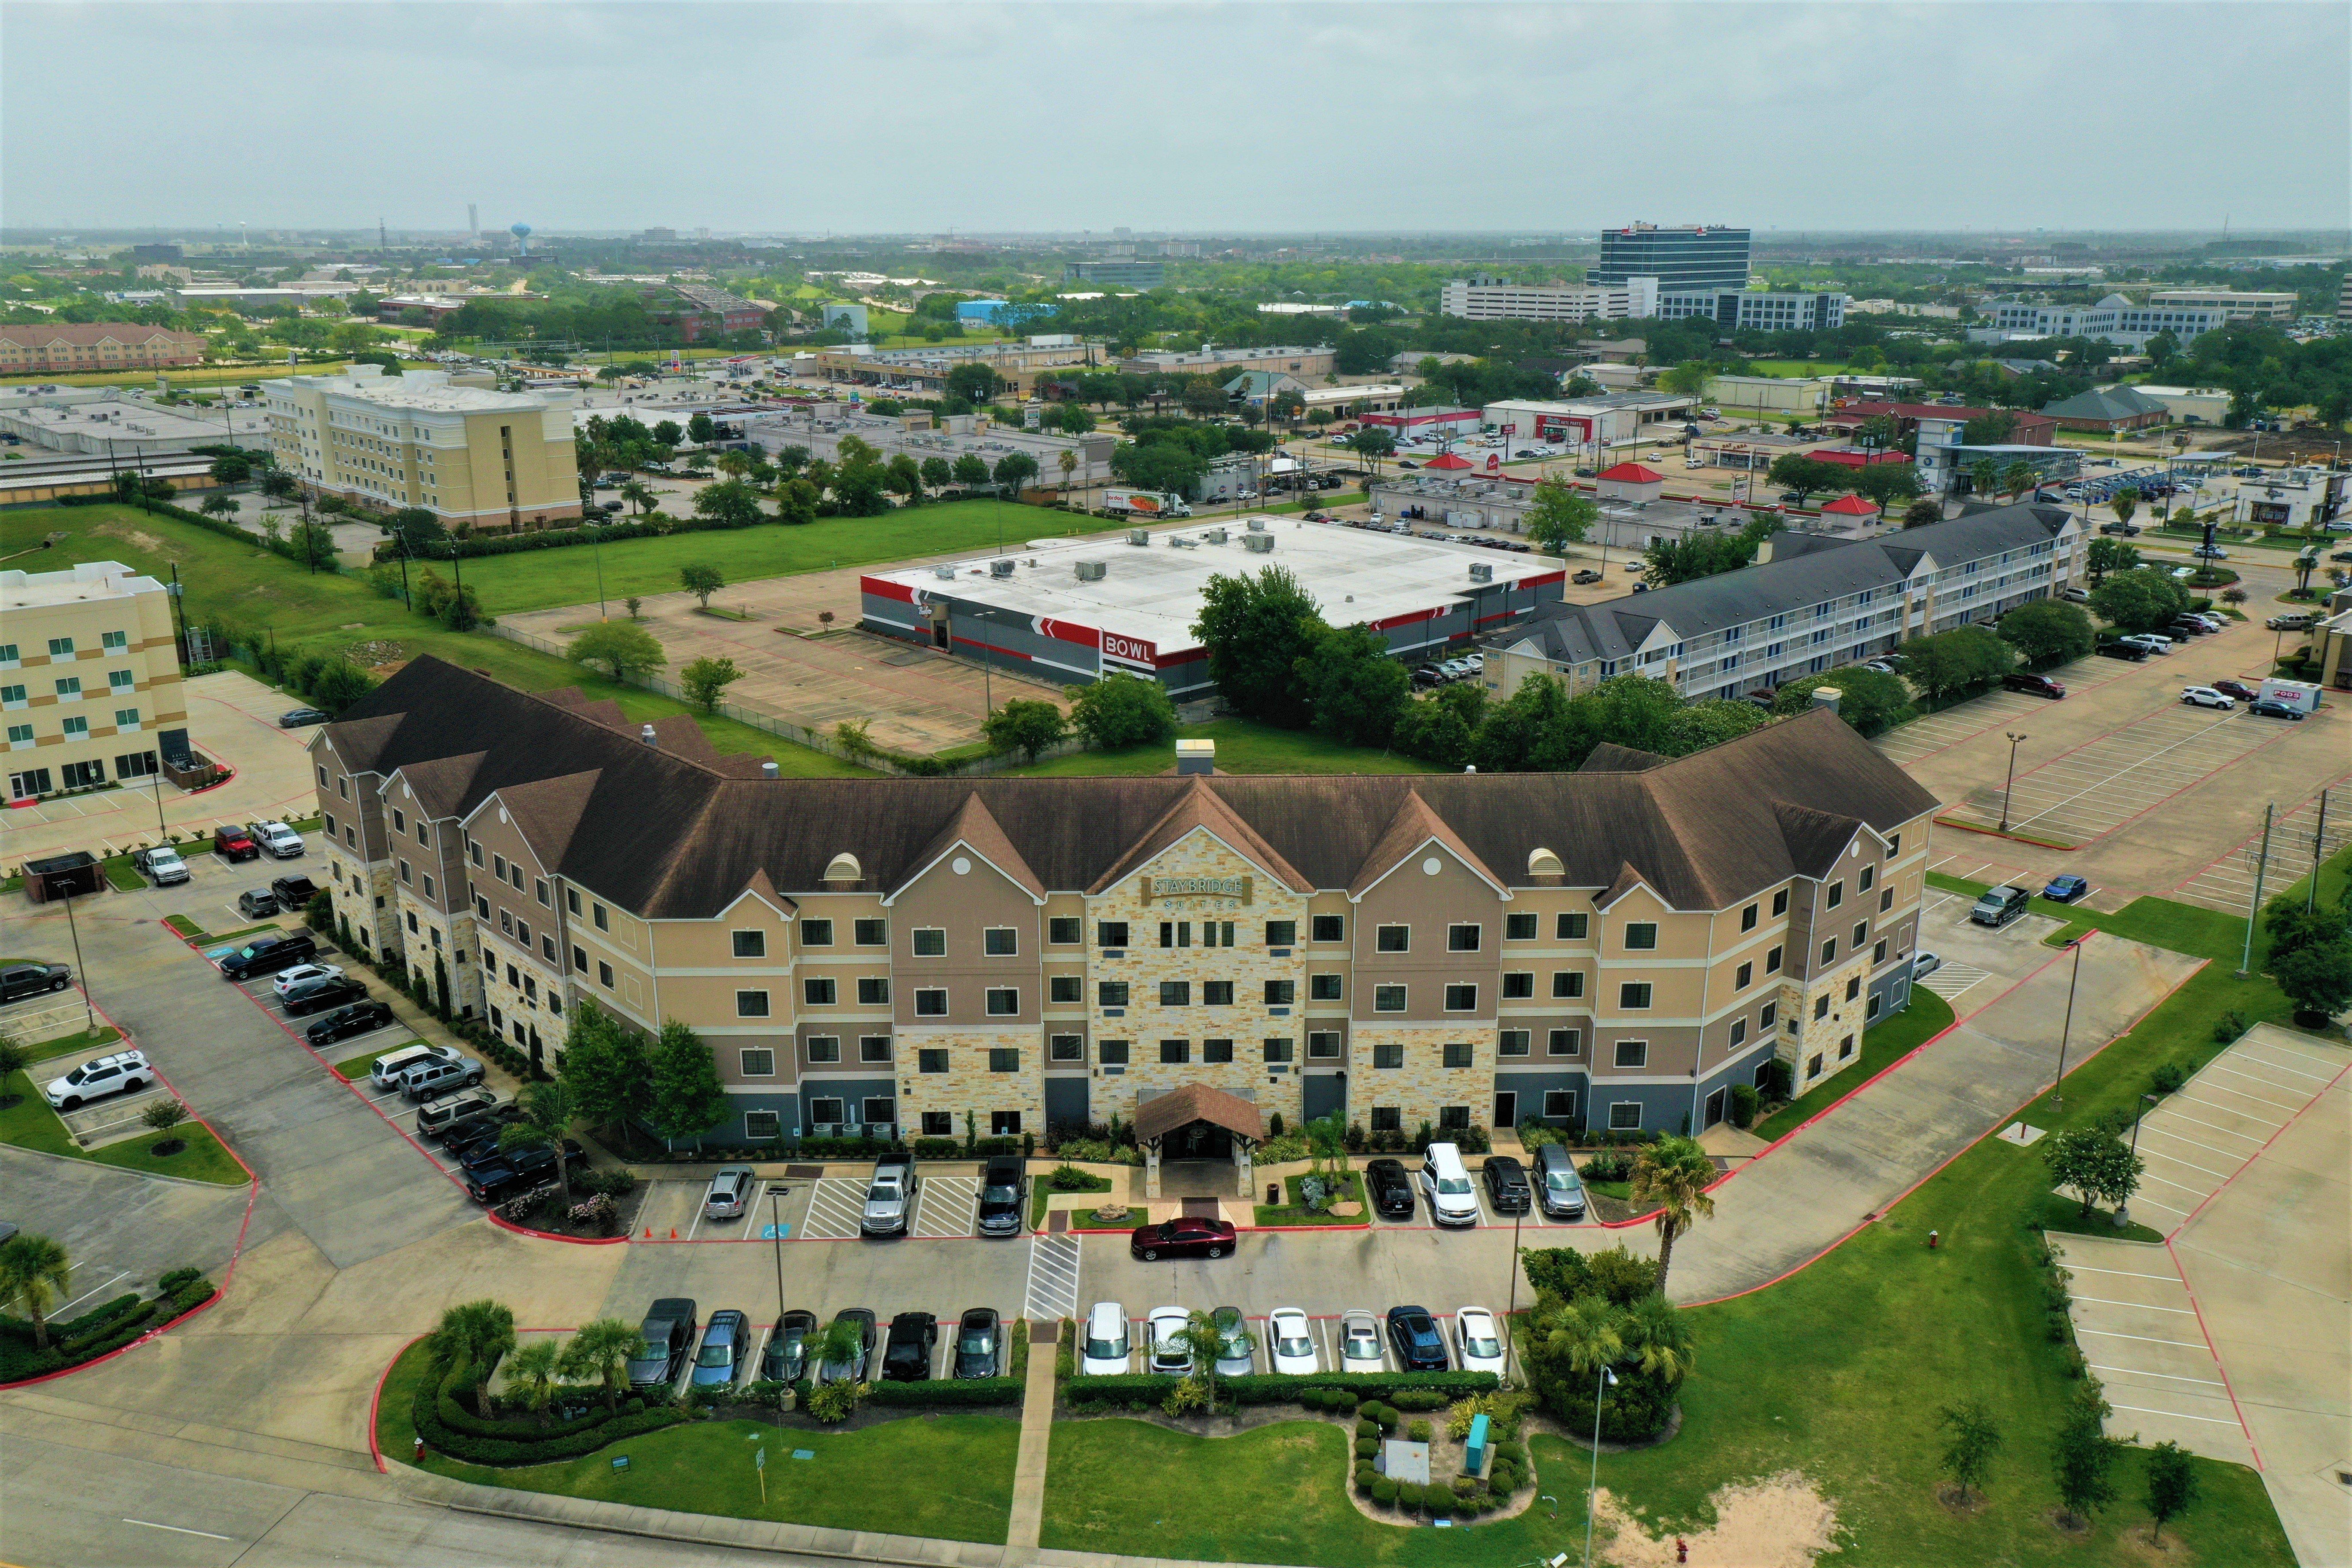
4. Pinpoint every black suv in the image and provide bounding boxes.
[881,1311,938,1381]
[1481,1155,1532,1215]
[0,962,72,1003]
[271,873,318,909]
[629,1298,698,1388]
[284,975,368,1017]
[976,1156,1027,1237]
[1365,1158,1415,1218]
[218,931,318,981]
